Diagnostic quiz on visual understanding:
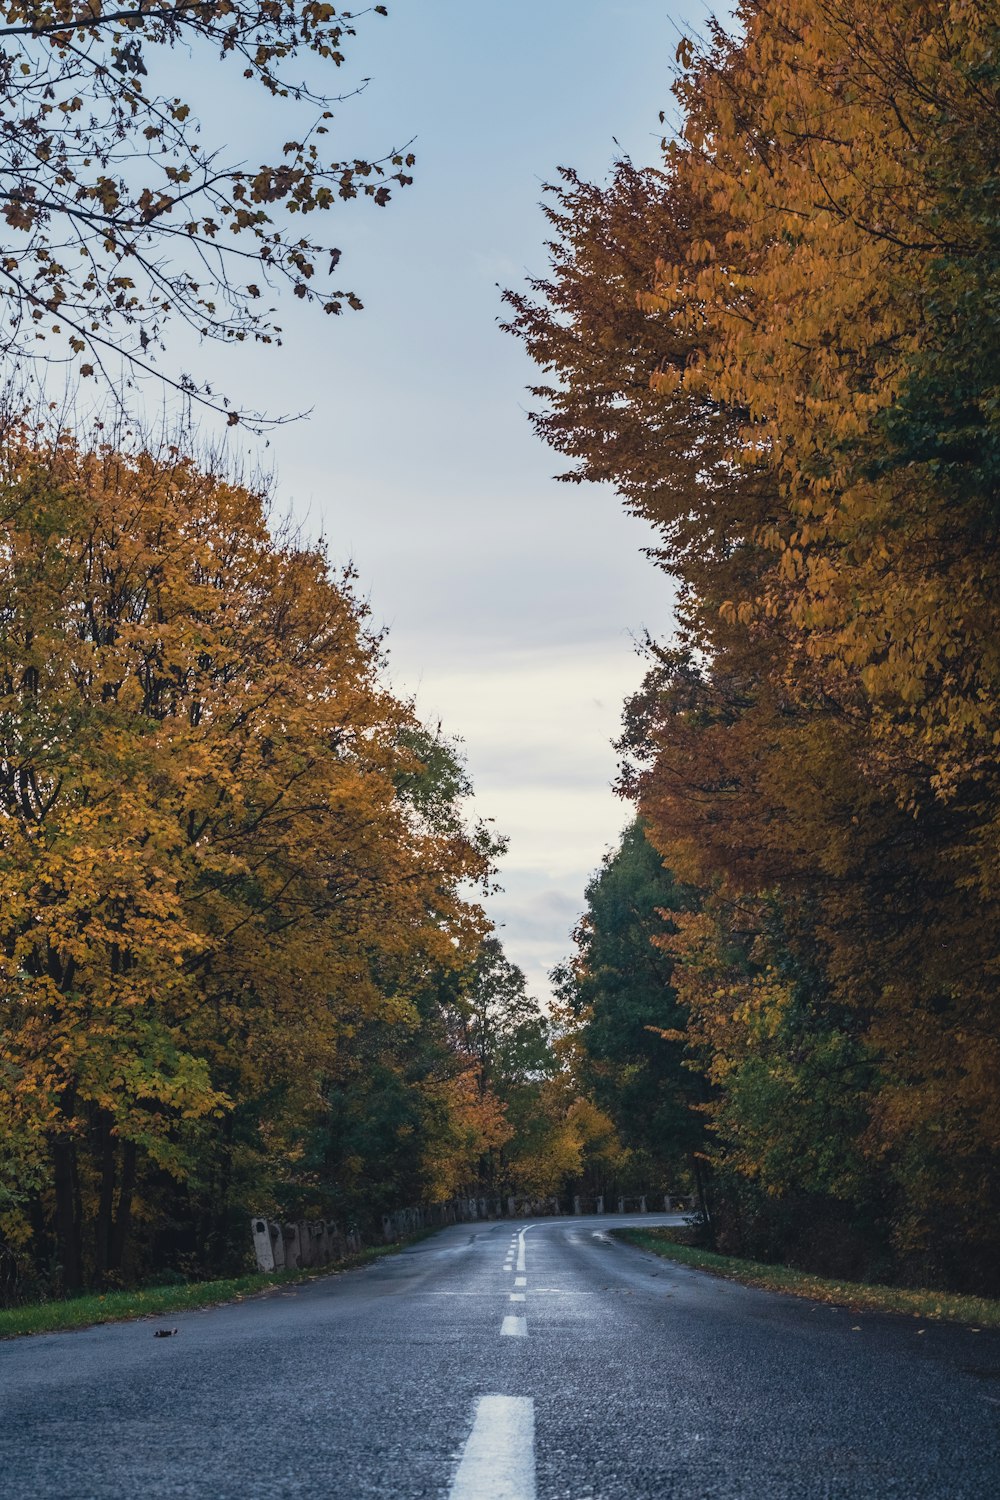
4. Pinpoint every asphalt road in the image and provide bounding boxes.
[3,1213,1000,1499]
